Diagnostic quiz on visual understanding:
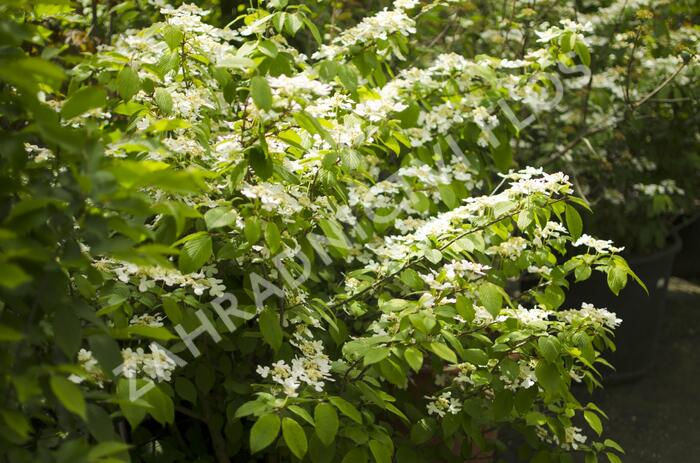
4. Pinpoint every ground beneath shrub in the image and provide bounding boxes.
[583,277,700,462]
[500,277,700,462]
